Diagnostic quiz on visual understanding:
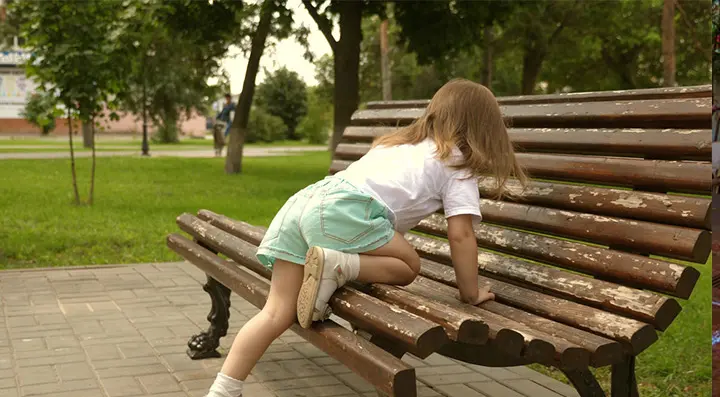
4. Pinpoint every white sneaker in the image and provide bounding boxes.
[297,246,358,329]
